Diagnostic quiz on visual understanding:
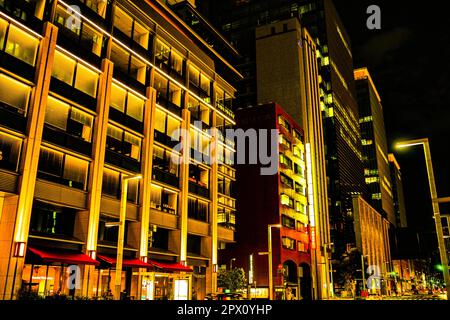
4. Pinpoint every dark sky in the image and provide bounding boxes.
[333,0,450,232]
